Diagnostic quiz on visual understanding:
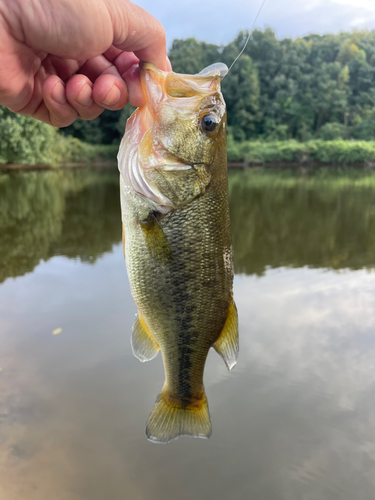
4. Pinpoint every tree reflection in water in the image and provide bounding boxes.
[0,170,121,284]
[229,168,375,275]
[2,167,375,284]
